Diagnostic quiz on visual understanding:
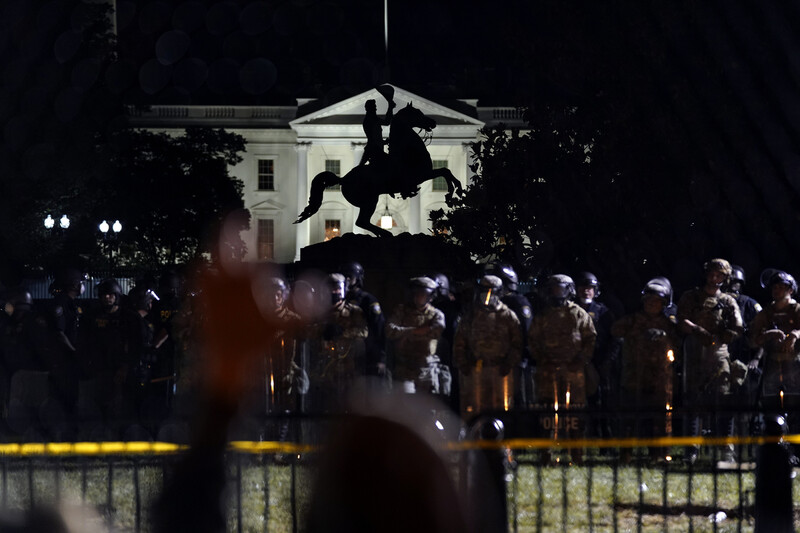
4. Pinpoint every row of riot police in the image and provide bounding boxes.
[0,268,184,440]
